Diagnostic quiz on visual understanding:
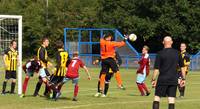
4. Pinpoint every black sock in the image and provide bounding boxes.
[52,91,56,98]
[97,81,100,93]
[104,83,109,95]
[181,86,185,96]
[2,81,7,93]
[153,101,159,109]
[44,84,49,95]
[178,84,182,96]
[168,103,175,109]
[11,82,16,93]
[34,81,42,95]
